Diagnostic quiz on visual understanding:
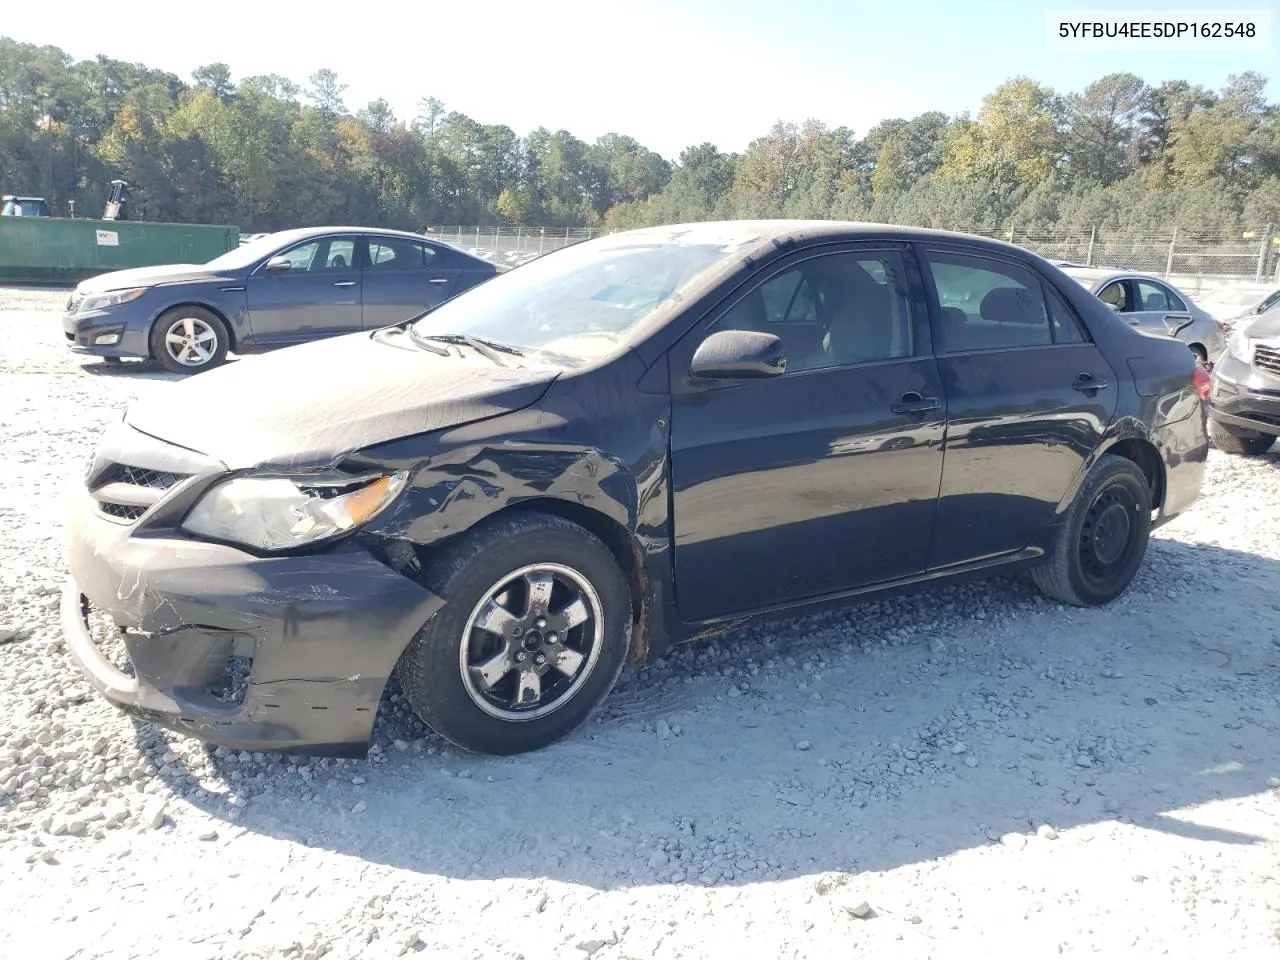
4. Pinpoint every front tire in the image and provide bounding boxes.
[1209,418,1276,456]
[1031,454,1152,607]
[397,512,632,755]
[149,306,229,373]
